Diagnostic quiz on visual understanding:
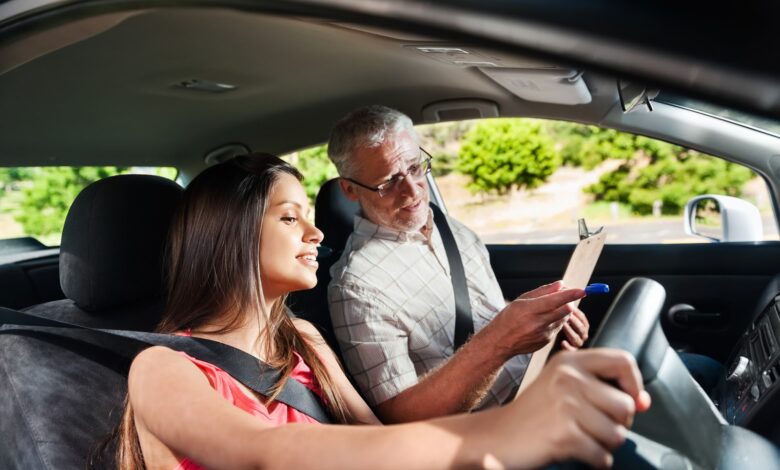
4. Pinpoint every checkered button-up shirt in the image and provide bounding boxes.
[328,210,530,408]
